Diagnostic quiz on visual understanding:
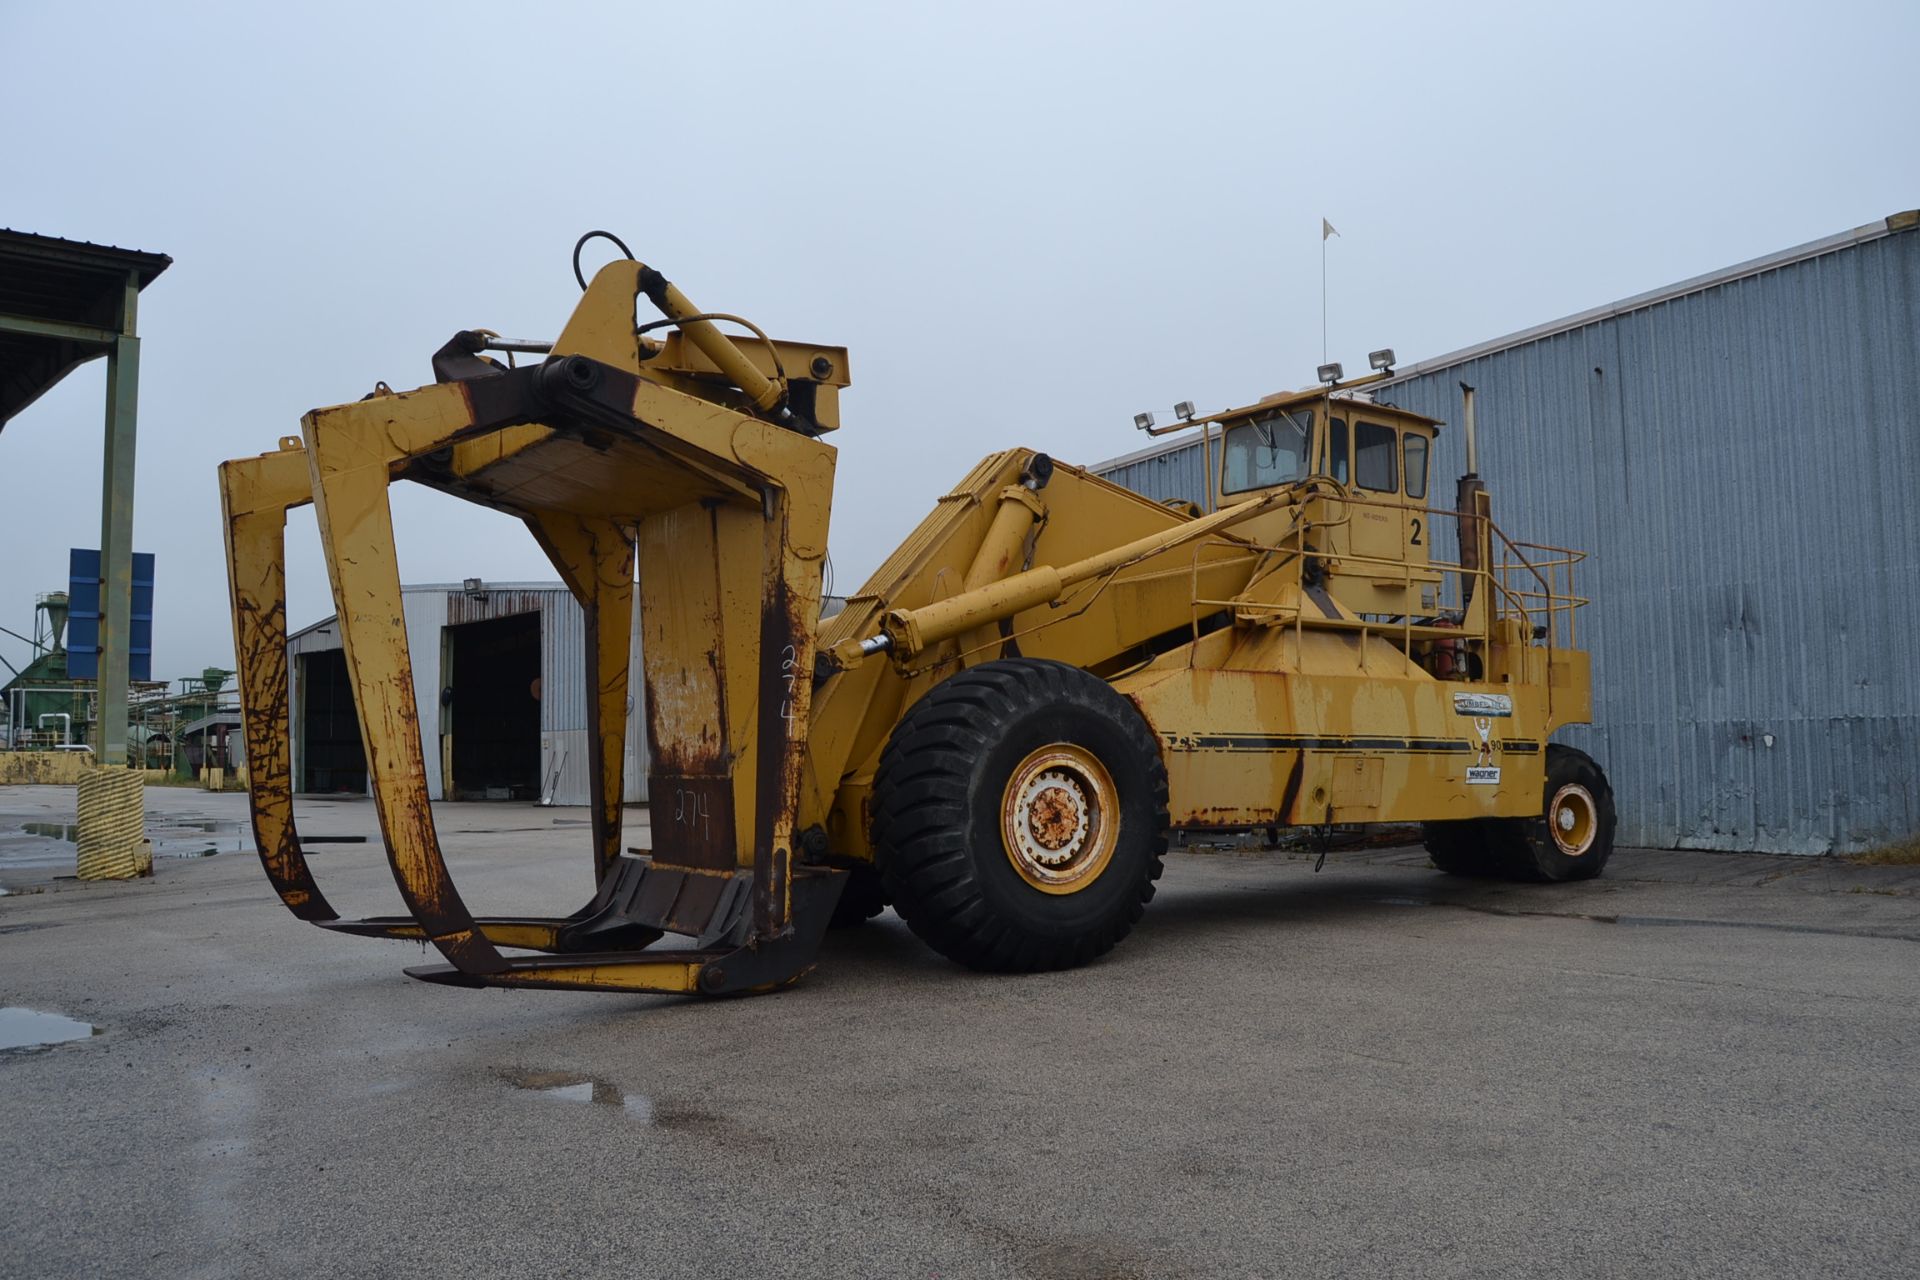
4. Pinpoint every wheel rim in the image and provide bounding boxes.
[1000,743,1119,894]
[1548,783,1598,857]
